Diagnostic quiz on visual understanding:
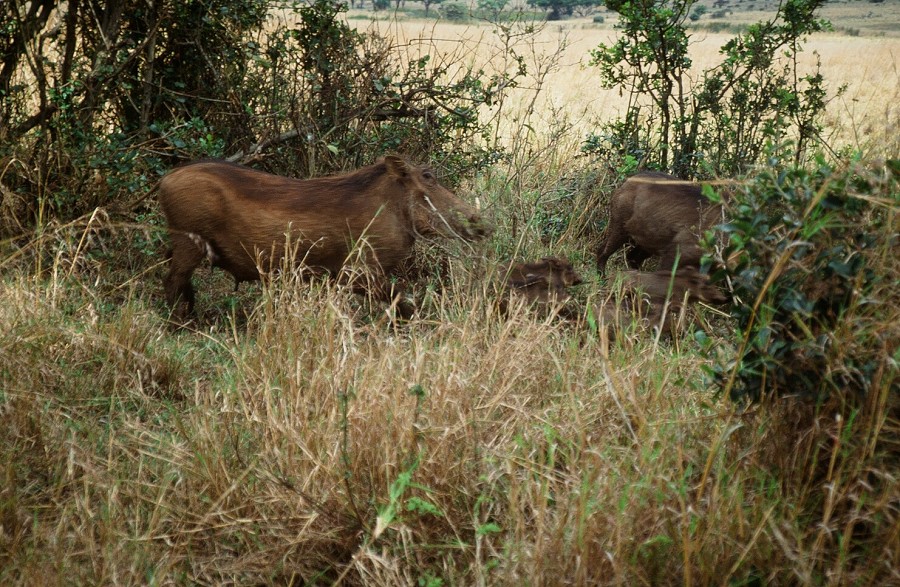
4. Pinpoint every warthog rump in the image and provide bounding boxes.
[159,155,491,318]
[595,172,723,275]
